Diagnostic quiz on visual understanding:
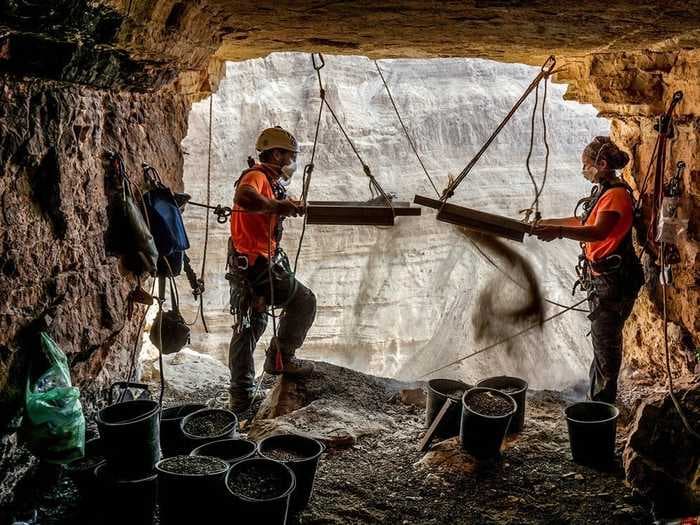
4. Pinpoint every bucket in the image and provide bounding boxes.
[156,455,230,524]
[65,436,106,488]
[94,463,157,525]
[565,401,619,466]
[225,457,296,524]
[476,376,528,433]
[460,387,517,458]
[258,433,324,512]
[160,403,206,457]
[180,408,237,452]
[95,399,161,475]
[191,438,257,465]
[426,379,471,438]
